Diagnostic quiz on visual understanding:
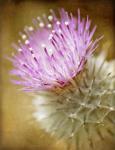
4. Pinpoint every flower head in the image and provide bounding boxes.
[9,8,115,149]
[10,9,101,92]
